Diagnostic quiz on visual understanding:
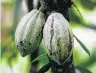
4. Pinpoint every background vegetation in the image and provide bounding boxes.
[1,0,96,73]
